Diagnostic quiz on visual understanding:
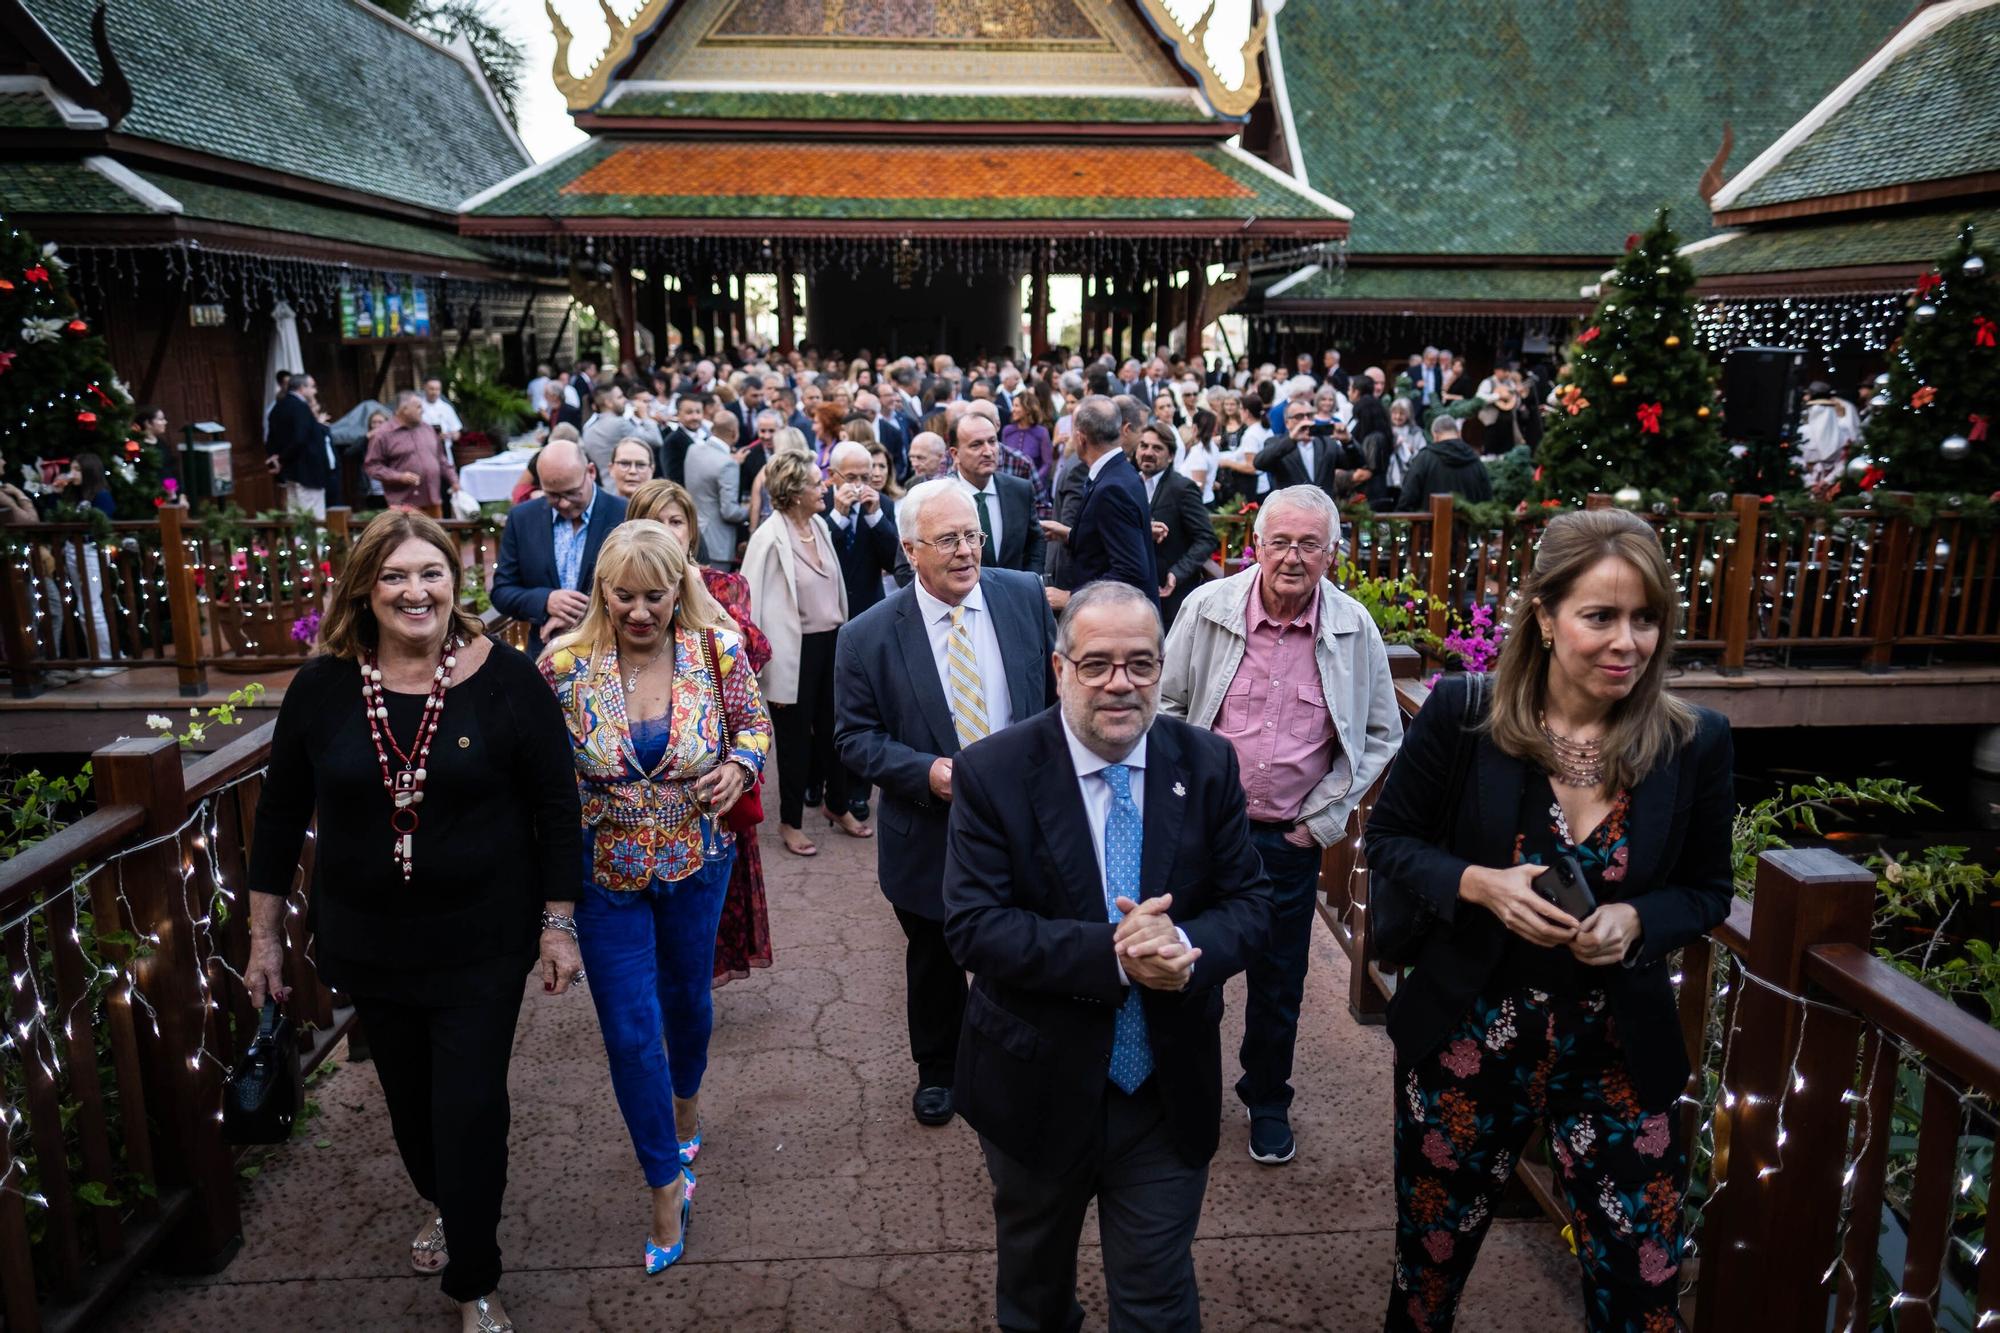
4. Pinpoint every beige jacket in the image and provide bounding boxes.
[741,512,847,705]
